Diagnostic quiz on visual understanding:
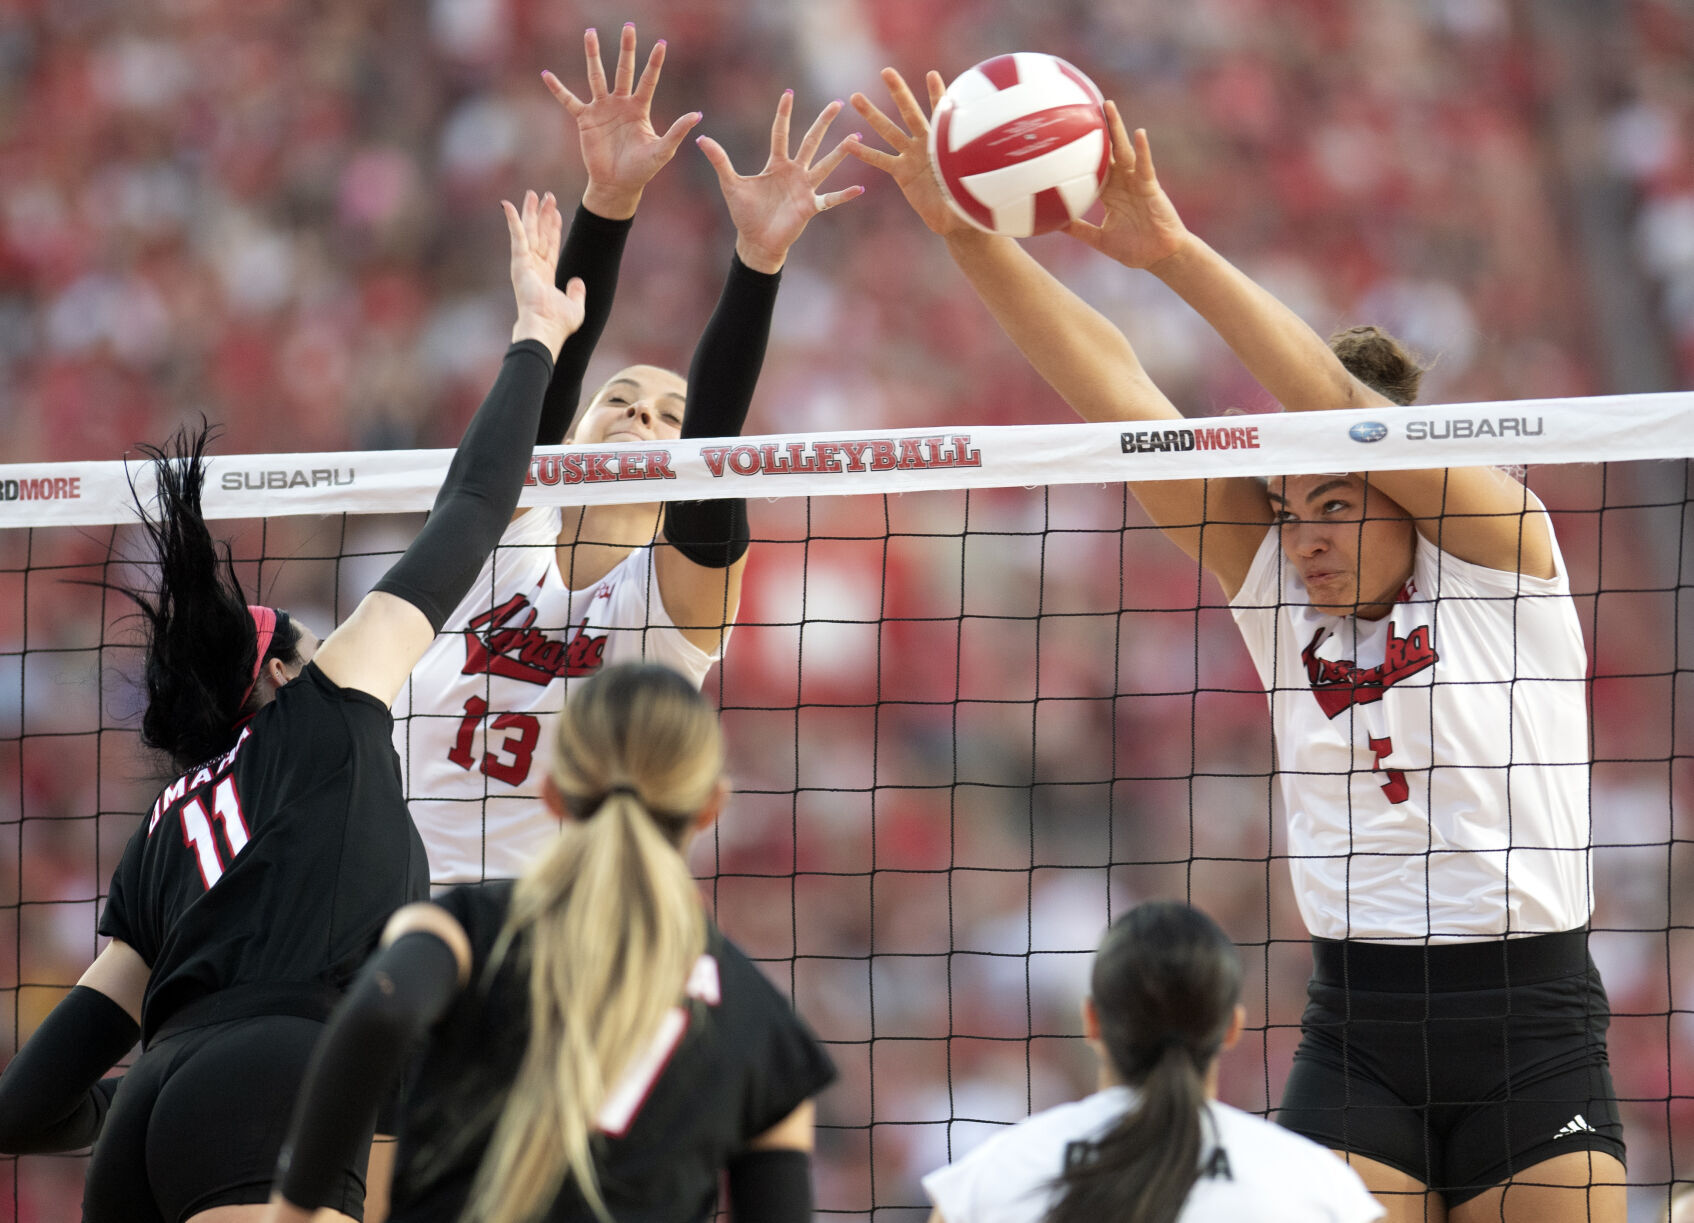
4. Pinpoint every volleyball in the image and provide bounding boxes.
[928,52,1110,237]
